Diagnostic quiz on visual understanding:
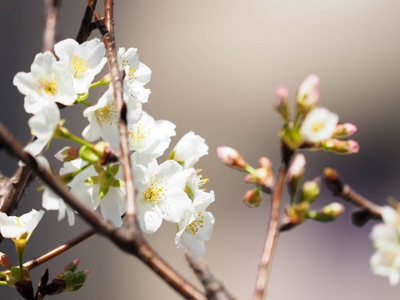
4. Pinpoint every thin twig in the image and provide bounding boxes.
[43,0,62,52]
[94,11,138,229]
[323,167,383,223]
[104,0,113,34]
[186,252,235,300]
[1,229,95,277]
[252,164,287,300]
[76,0,98,44]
